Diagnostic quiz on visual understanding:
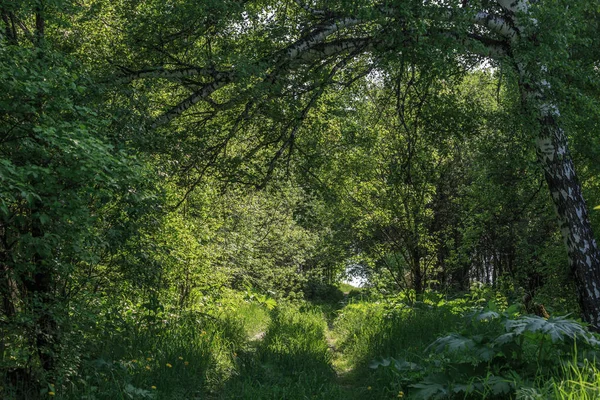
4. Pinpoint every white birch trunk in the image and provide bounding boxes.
[502,0,600,328]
